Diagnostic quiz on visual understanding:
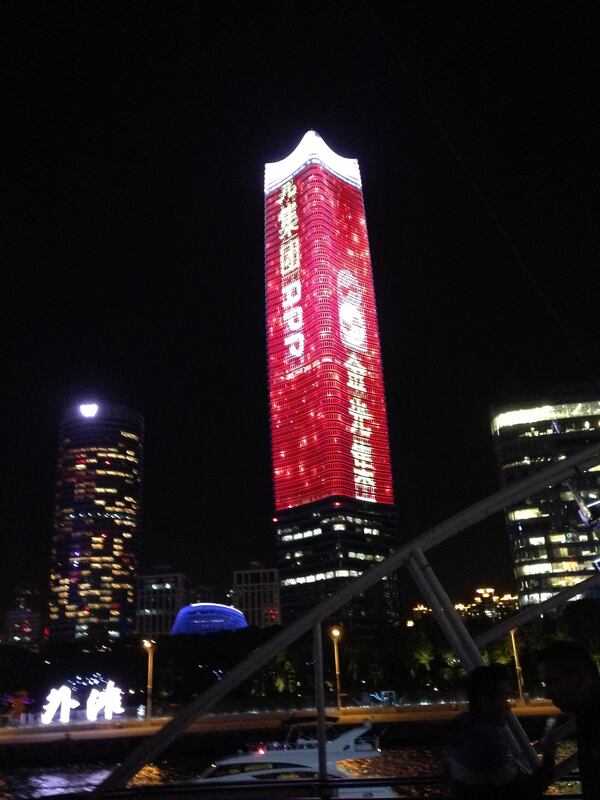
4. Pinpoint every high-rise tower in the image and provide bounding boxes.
[264,132,397,623]
[492,393,600,606]
[48,402,143,642]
